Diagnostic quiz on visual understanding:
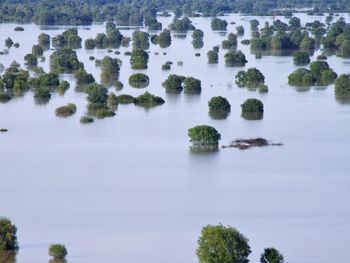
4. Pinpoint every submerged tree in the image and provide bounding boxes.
[241,98,264,120]
[134,91,165,107]
[130,49,149,69]
[48,244,67,260]
[224,50,247,67]
[260,248,285,263]
[236,68,265,88]
[162,74,185,93]
[188,125,221,151]
[132,30,150,50]
[50,48,83,73]
[293,51,310,65]
[335,74,350,102]
[197,224,251,263]
[208,96,231,119]
[129,73,150,88]
[183,77,201,94]
[0,217,19,251]
[211,18,227,31]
